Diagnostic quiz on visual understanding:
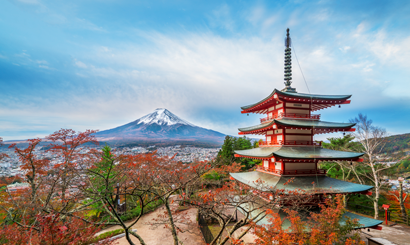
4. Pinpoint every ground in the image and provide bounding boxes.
[360,224,410,245]
[96,203,205,245]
